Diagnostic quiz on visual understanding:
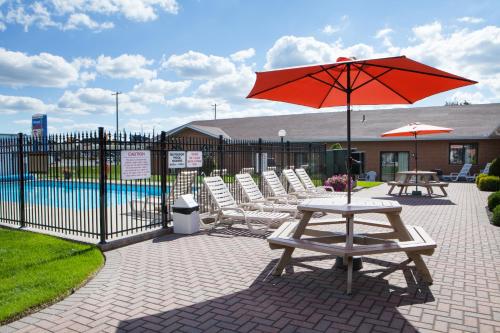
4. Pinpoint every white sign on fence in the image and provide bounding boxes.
[168,151,186,168]
[121,150,151,180]
[186,151,203,168]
